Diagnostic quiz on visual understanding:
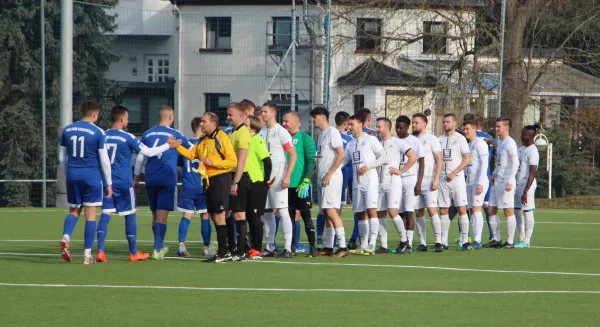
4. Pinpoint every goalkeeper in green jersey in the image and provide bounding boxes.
[281,111,317,256]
